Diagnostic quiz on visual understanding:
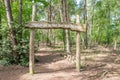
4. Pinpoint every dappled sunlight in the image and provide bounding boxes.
[17,45,120,80]
[0,45,120,80]
[1,0,120,80]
